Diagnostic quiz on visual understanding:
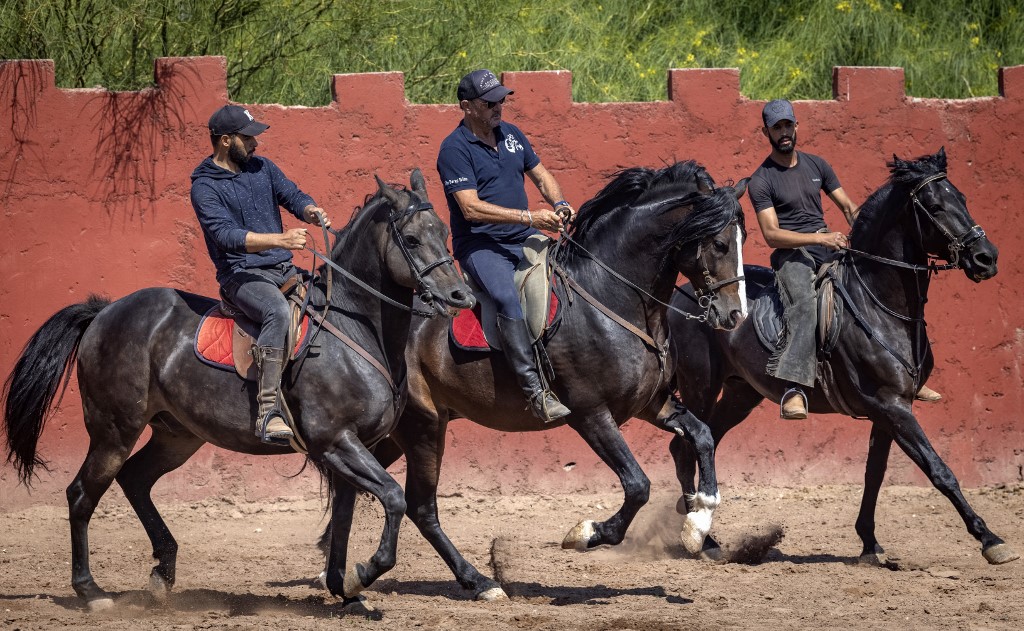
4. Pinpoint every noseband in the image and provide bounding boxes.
[691,235,745,316]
